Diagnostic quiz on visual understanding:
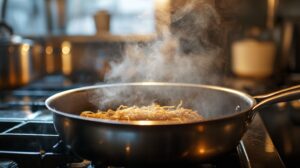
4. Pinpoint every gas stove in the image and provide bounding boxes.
[0,75,285,168]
